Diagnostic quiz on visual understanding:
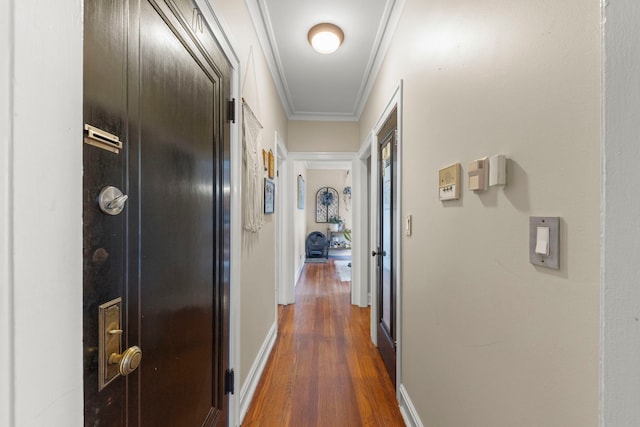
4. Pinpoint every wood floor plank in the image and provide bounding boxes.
[242,260,405,426]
